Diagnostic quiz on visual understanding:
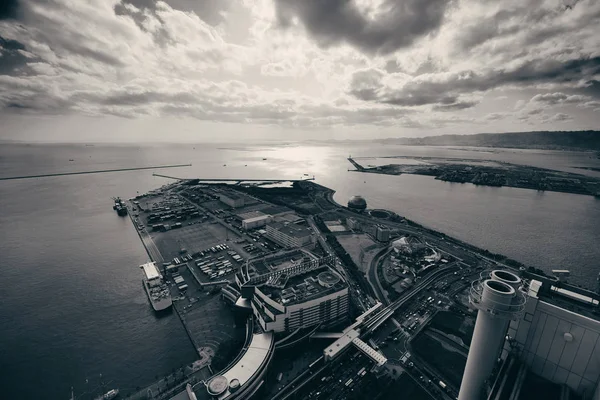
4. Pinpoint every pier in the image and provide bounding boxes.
[347,157,365,171]
[0,164,192,181]
[152,173,185,180]
[194,177,315,182]
[152,175,316,183]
